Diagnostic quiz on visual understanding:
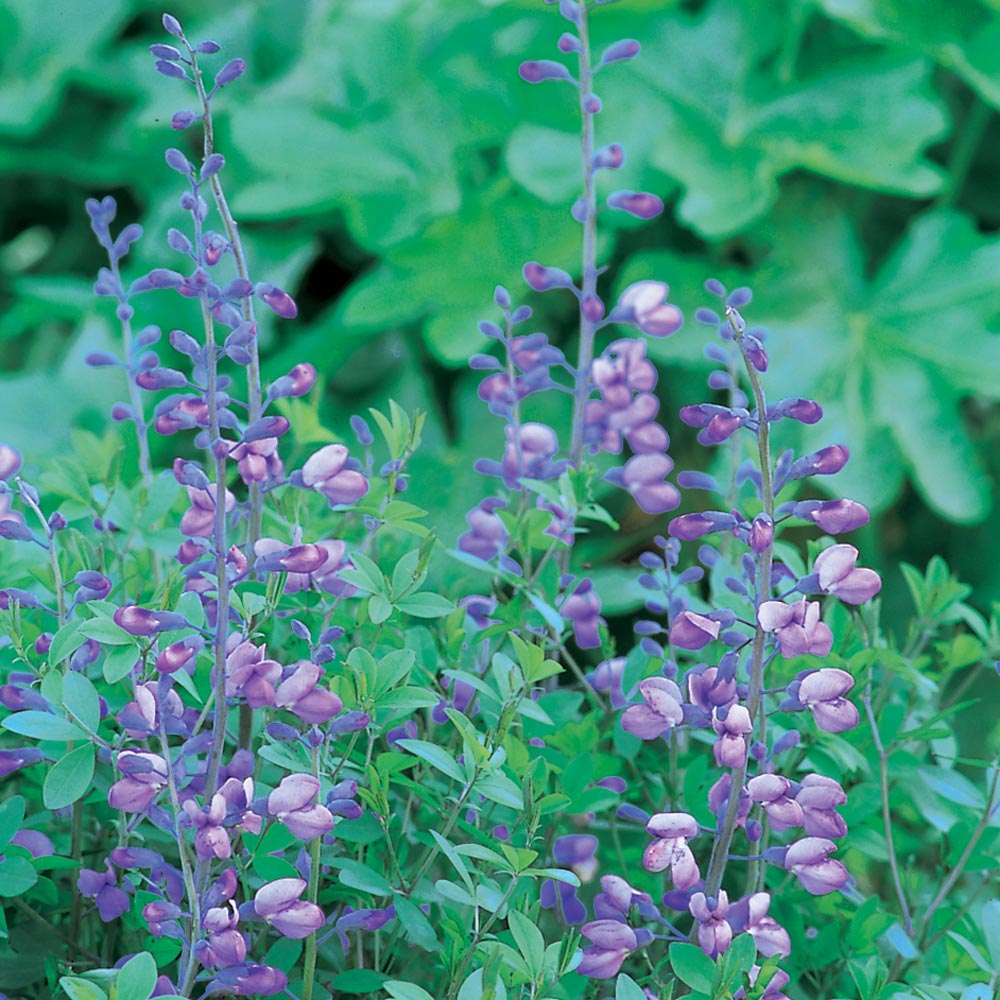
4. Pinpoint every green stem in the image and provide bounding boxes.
[862,687,912,935]
[301,746,323,1000]
[935,96,991,210]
